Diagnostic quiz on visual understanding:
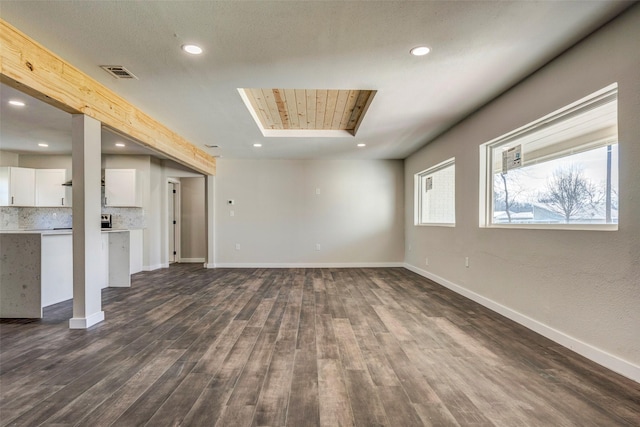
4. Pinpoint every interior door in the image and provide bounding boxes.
[168,182,177,263]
